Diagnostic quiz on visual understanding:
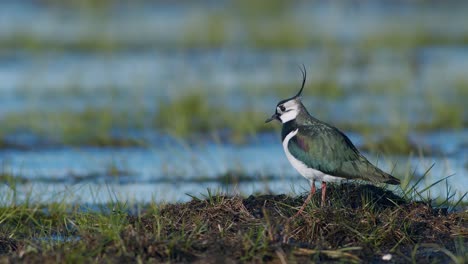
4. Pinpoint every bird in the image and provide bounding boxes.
[265,65,400,217]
